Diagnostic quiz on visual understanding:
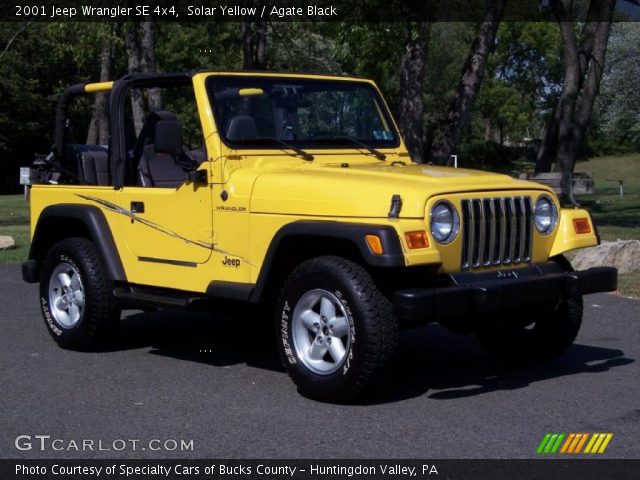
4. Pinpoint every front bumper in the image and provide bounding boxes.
[22,260,40,284]
[394,262,617,324]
